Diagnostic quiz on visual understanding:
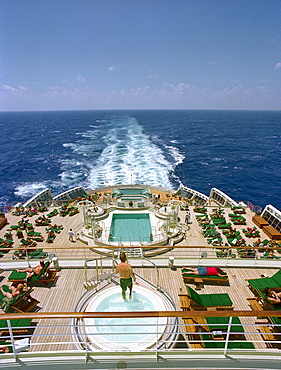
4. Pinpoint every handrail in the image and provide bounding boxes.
[142,255,159,290]
[4,243,281,250]
[1,310,281,320]
[0,310,280,364]
[84,255,115,283]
